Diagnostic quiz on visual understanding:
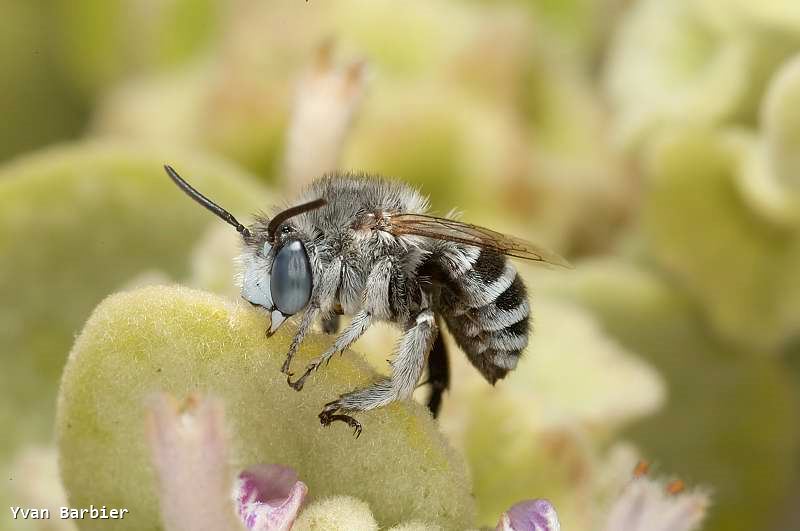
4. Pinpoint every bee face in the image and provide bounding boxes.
[241,241,274,309]
[242,231,314,335]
